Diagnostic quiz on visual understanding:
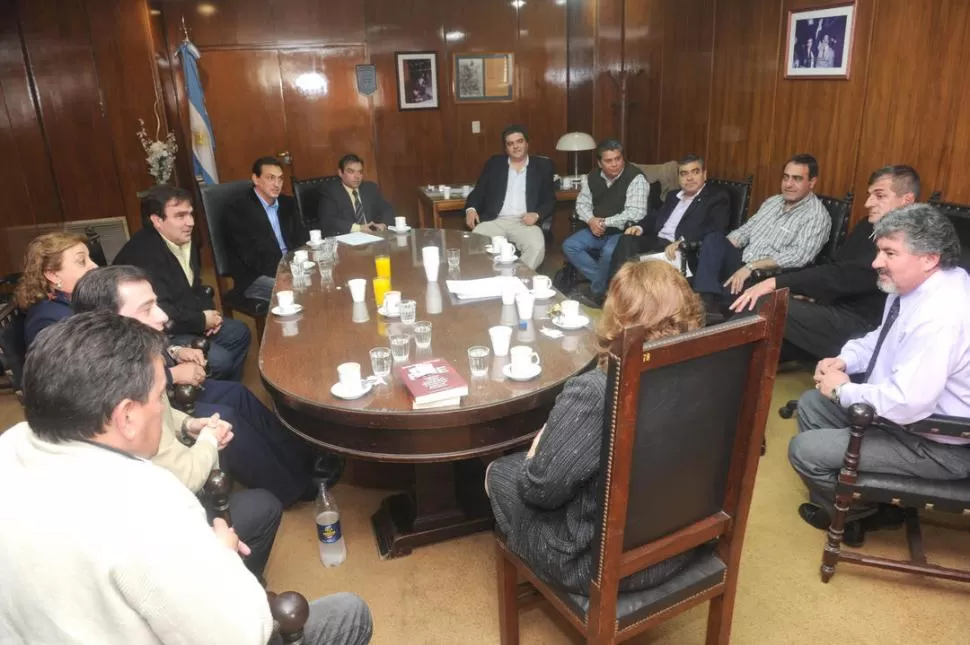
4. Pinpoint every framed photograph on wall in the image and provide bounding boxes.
[784,1,856,79]
[454,53,514,102]
[395,52,439,111]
